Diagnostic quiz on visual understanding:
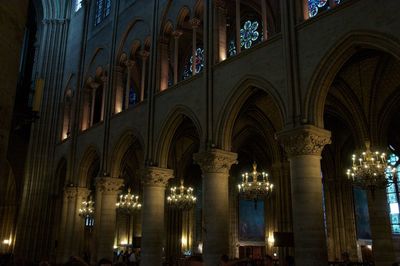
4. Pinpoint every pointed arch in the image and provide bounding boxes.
[155,105,203,168]
[77,145,101,187]
[305,31,400,128]
[216,75,286,151]
[109,129,145,178]
[176,6,191,28]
